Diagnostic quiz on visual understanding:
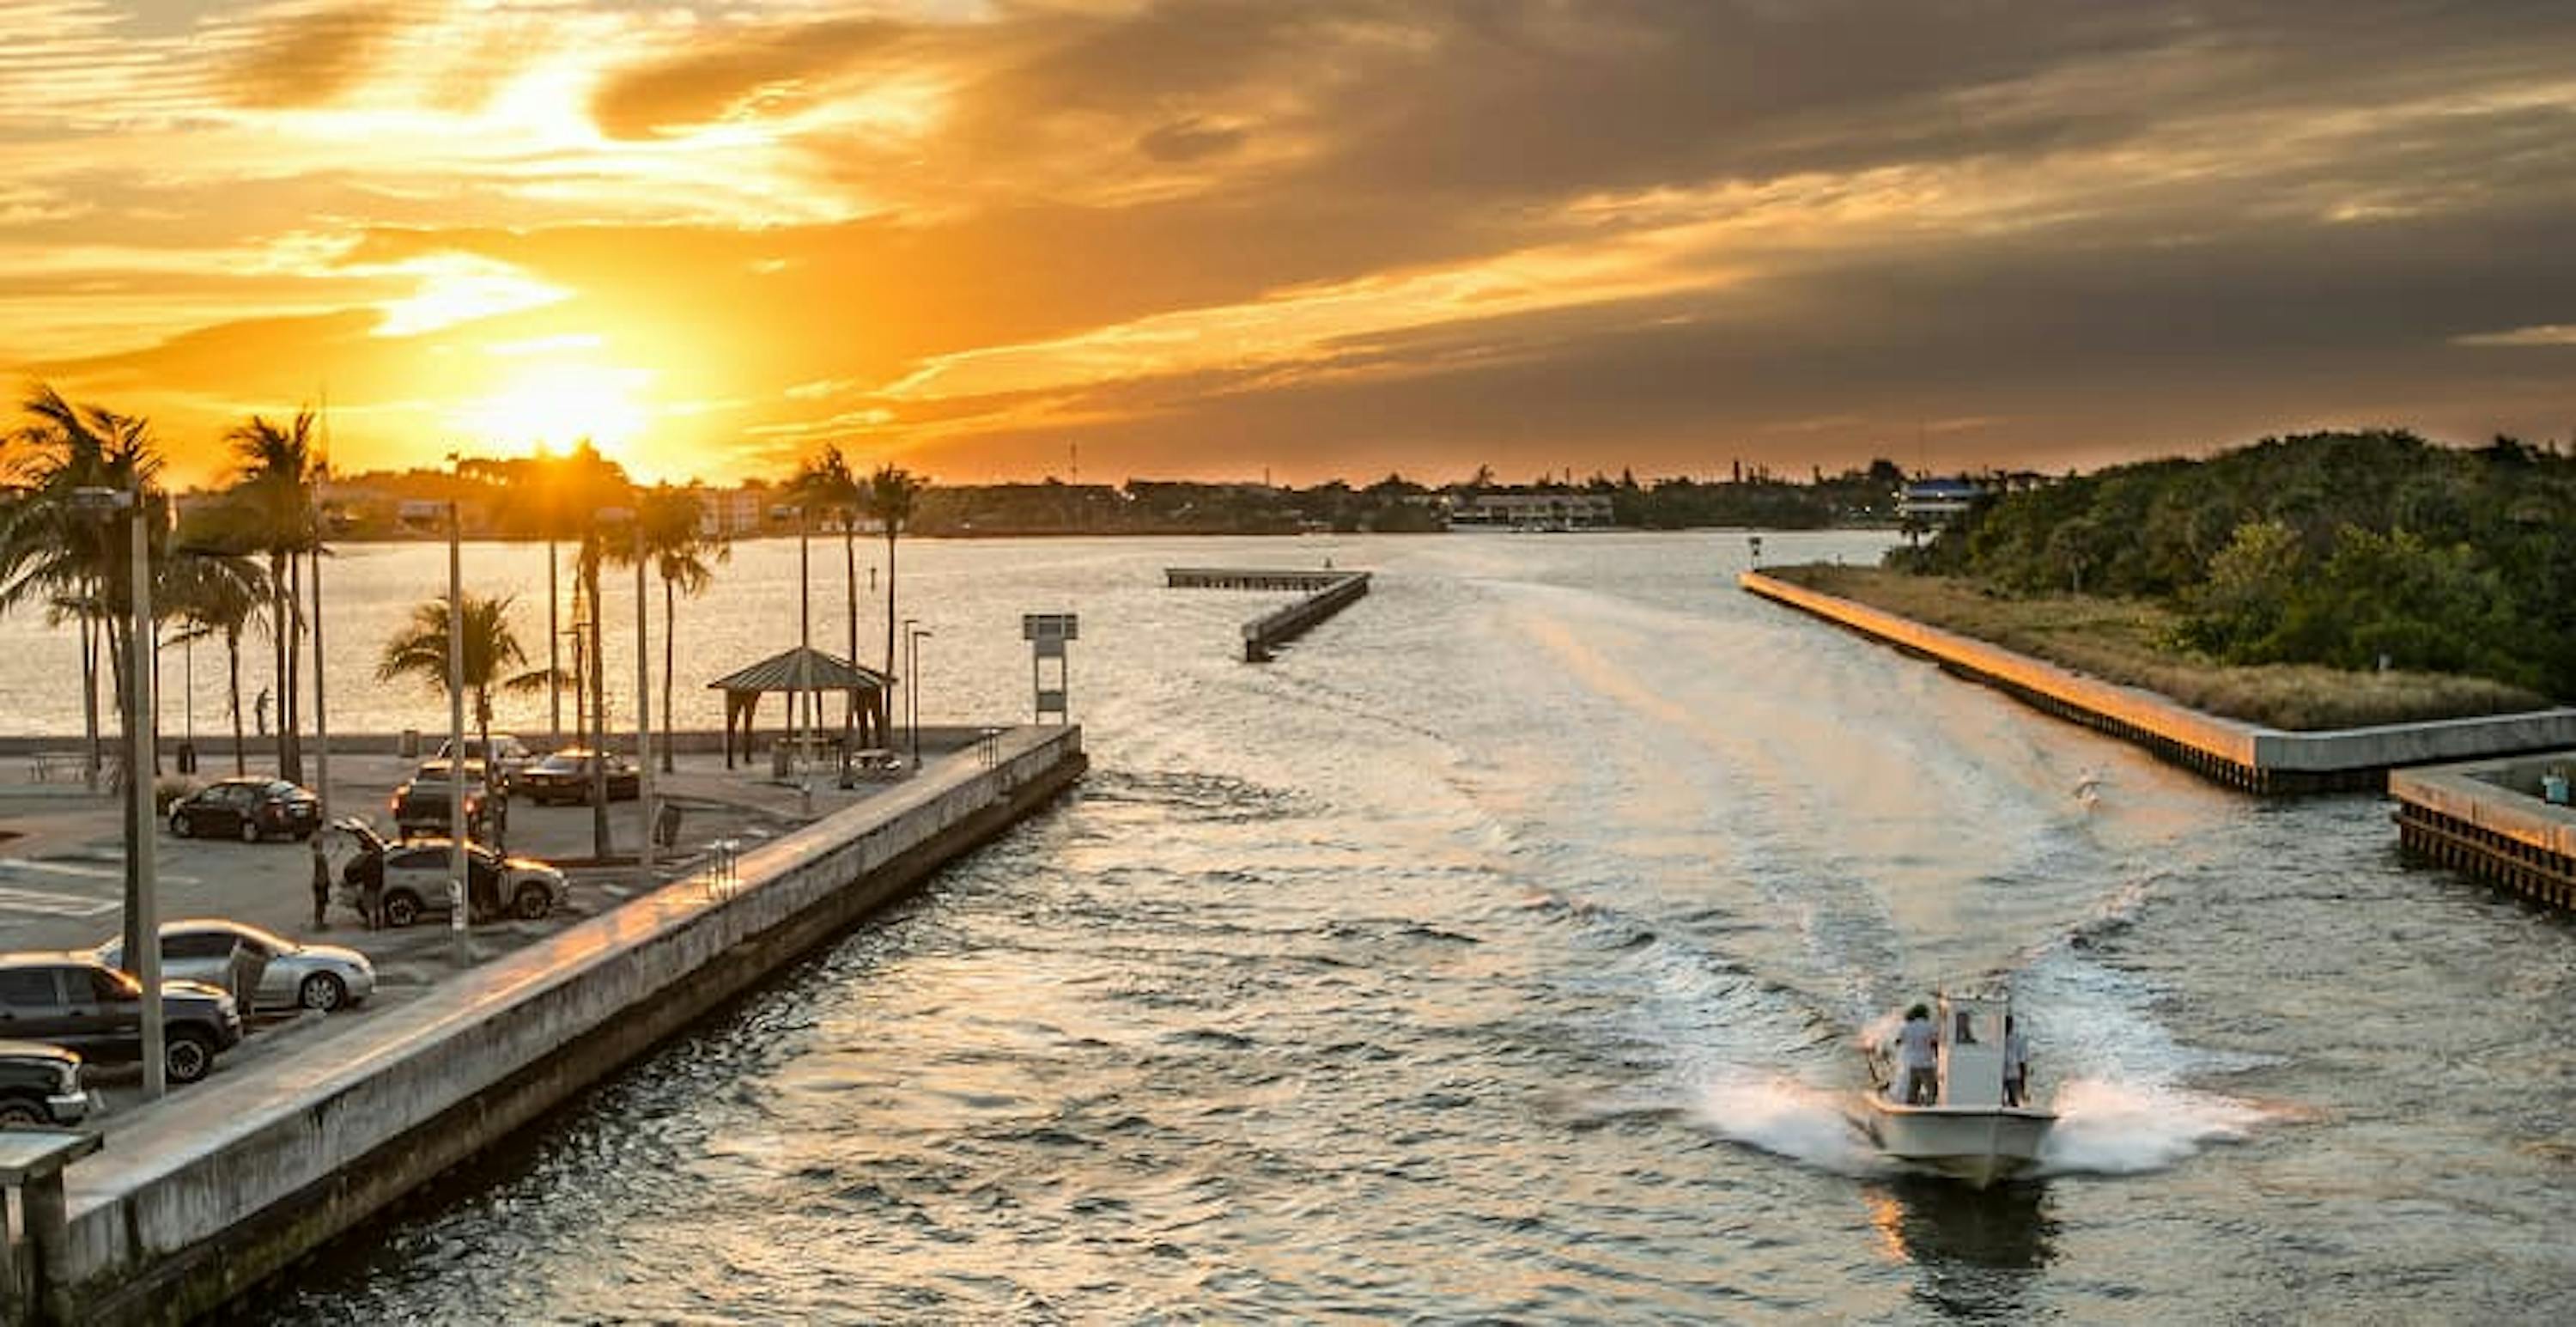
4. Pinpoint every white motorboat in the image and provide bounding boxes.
[1859,988,2054,1187]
